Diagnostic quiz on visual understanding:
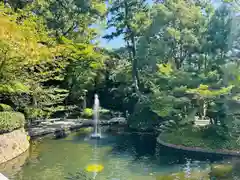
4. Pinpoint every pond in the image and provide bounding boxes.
[0,127,240,180]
